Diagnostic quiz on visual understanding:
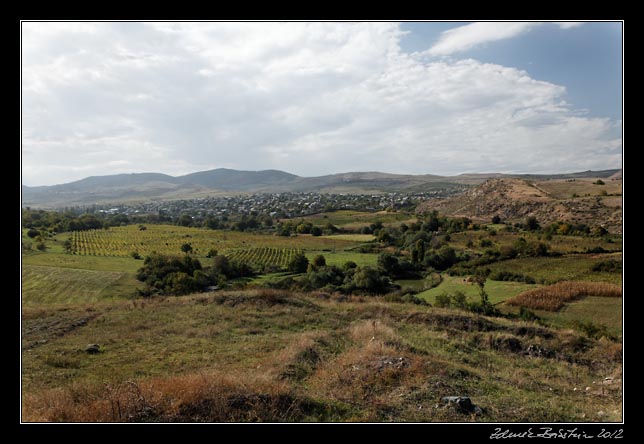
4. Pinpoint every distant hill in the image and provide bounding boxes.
[21,168,621,209]
[177,168,298,191]
[416,176,622,233]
